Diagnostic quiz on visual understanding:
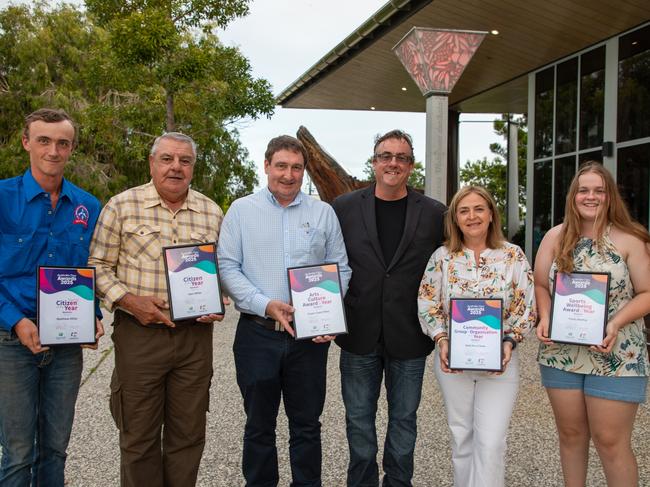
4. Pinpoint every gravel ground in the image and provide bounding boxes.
[17,306,650,485]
